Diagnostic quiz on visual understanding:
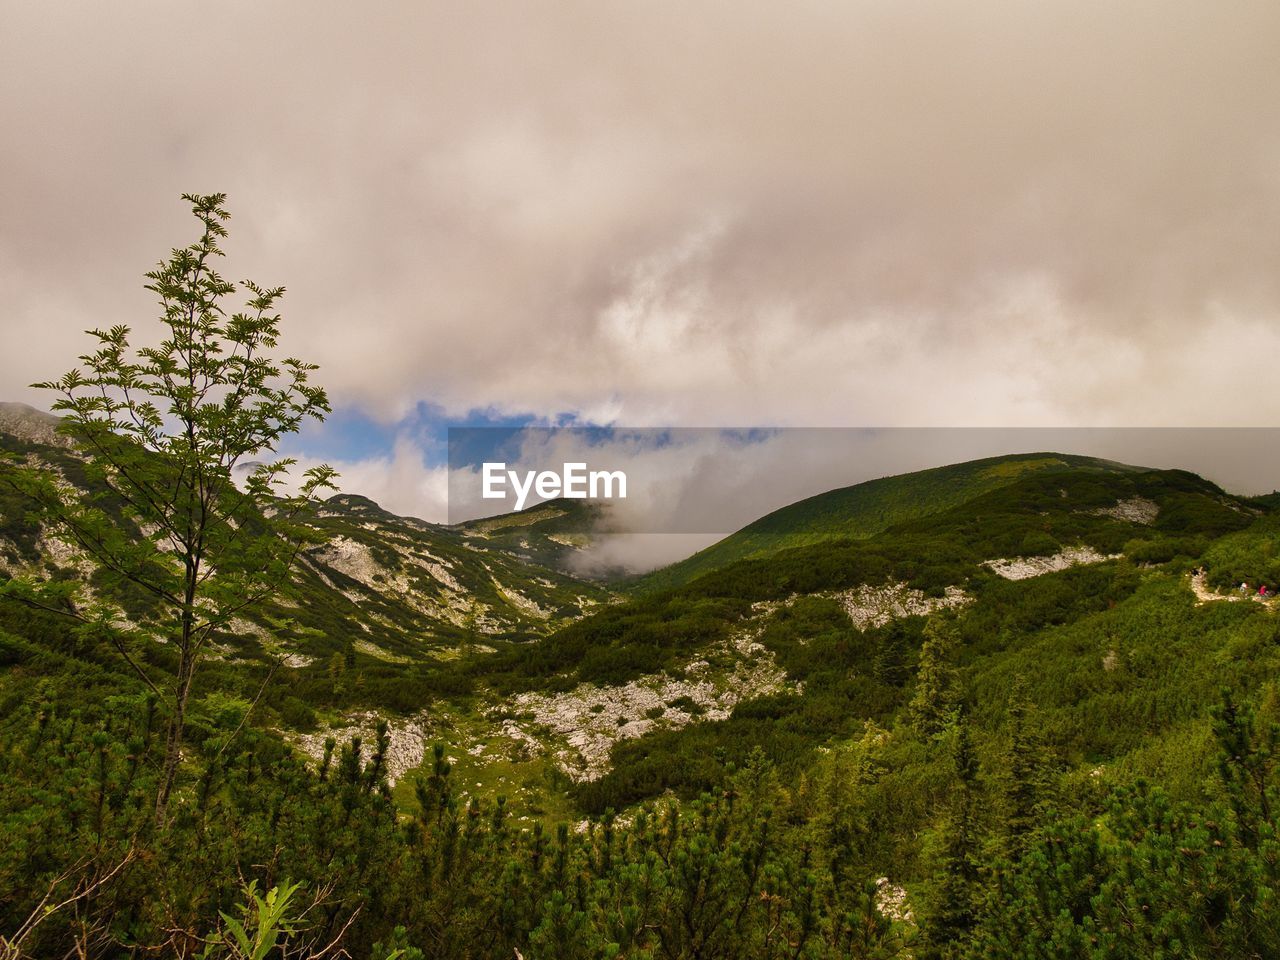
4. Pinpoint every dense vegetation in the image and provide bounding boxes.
[4,581,1280,958]
[8,191,1280,958]
[492,466,1252,694]
[4,450,1280,957]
